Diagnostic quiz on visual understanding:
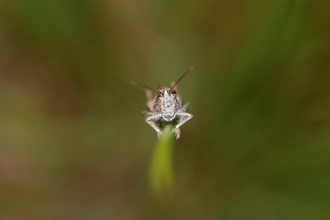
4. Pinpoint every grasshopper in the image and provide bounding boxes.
[132,67,194,139]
